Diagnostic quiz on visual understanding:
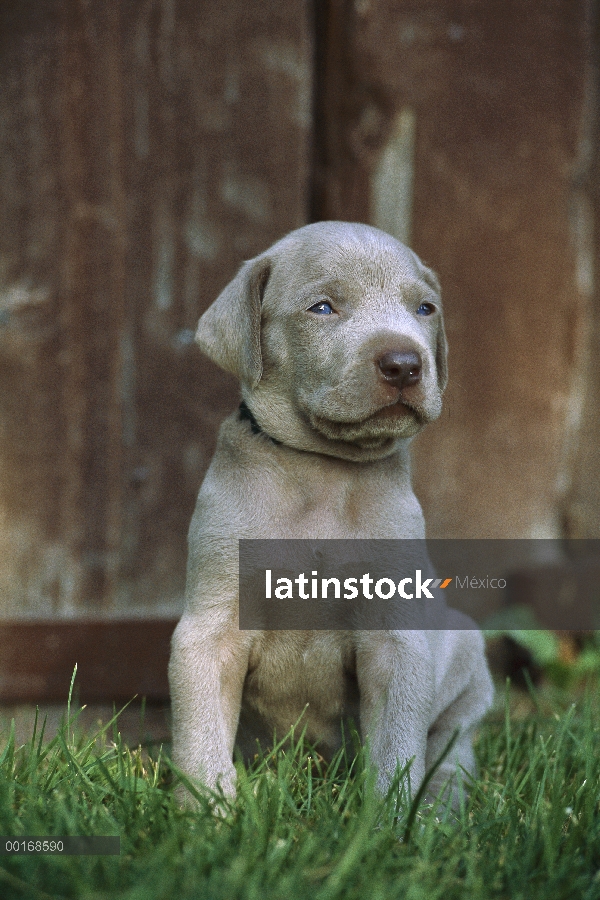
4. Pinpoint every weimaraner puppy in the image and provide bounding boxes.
[169,221,493,804]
